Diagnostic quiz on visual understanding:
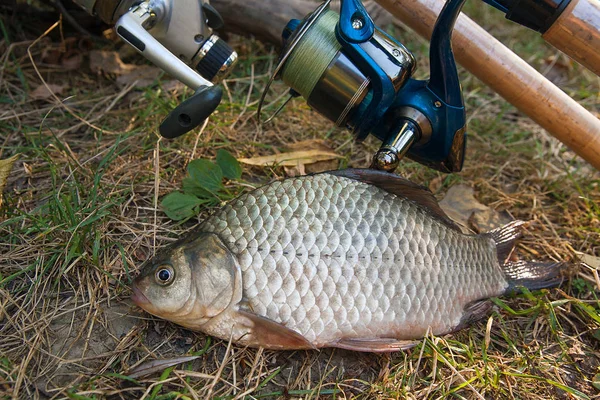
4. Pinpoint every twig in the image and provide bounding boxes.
[51,0,93,37]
